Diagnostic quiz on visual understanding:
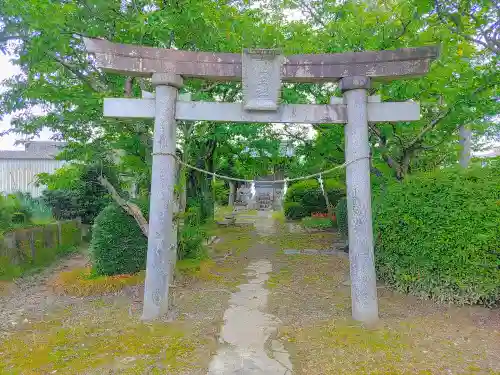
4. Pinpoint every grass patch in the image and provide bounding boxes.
[176,258,223,283]
[175,257,244,289]
[209,225,254,256]
[283,318,417,374]
[214,206,234,221]
[266,267,292,289]
[271,210,286,223]
[283,315,500,374]
[268,238,500,375]
[50,266,145,296]
[0,245,80,281]
[301,216,334,229]
[0,307,209,374]
[268,232,335,252]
